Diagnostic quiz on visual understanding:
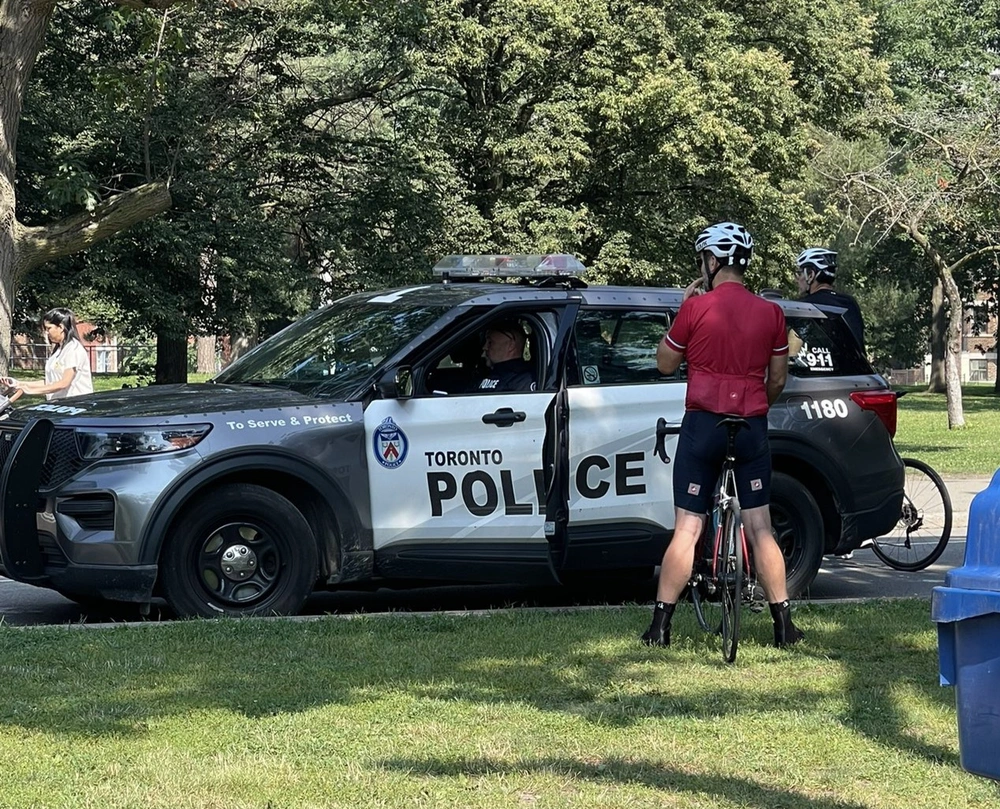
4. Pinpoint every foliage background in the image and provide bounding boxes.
[10,0,1000,378]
